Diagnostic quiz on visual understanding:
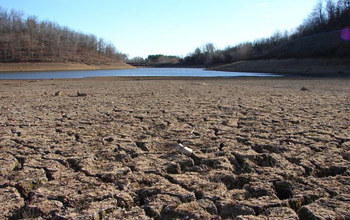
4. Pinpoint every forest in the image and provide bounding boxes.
[0,7,126,64]
[183,0,350,66]
[181,0,350,66]
[128,0,350,67]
